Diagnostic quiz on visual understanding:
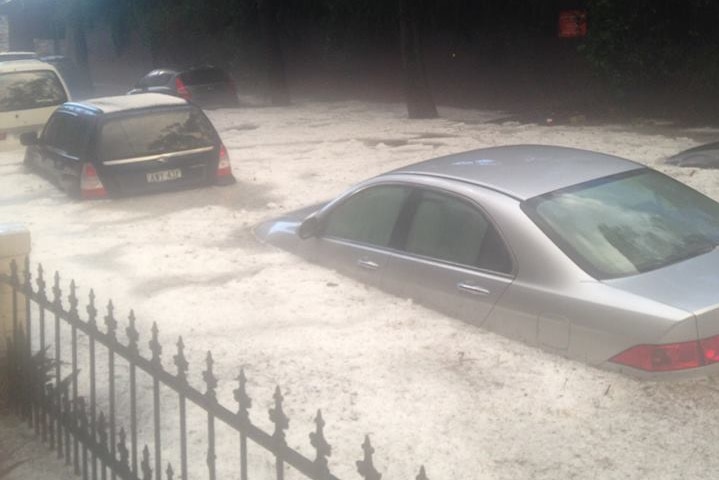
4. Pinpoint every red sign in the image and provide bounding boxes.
[558,10,587,38]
